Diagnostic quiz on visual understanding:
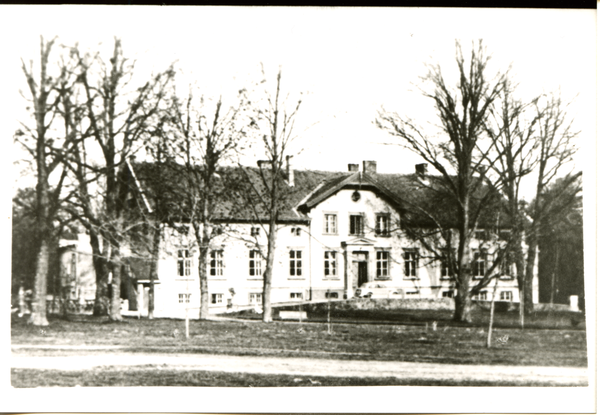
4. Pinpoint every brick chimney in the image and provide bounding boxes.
[363,160,377,175]
[415,163,428,176]
[286,155,294,187]
[348,163,359,172]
